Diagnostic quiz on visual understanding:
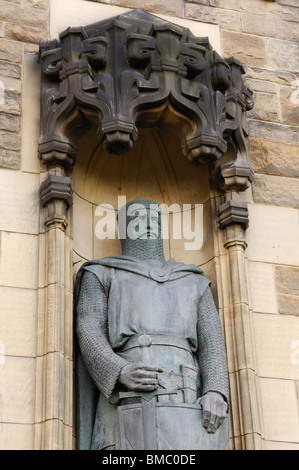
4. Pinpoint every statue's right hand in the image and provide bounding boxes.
[118,362,163,392]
